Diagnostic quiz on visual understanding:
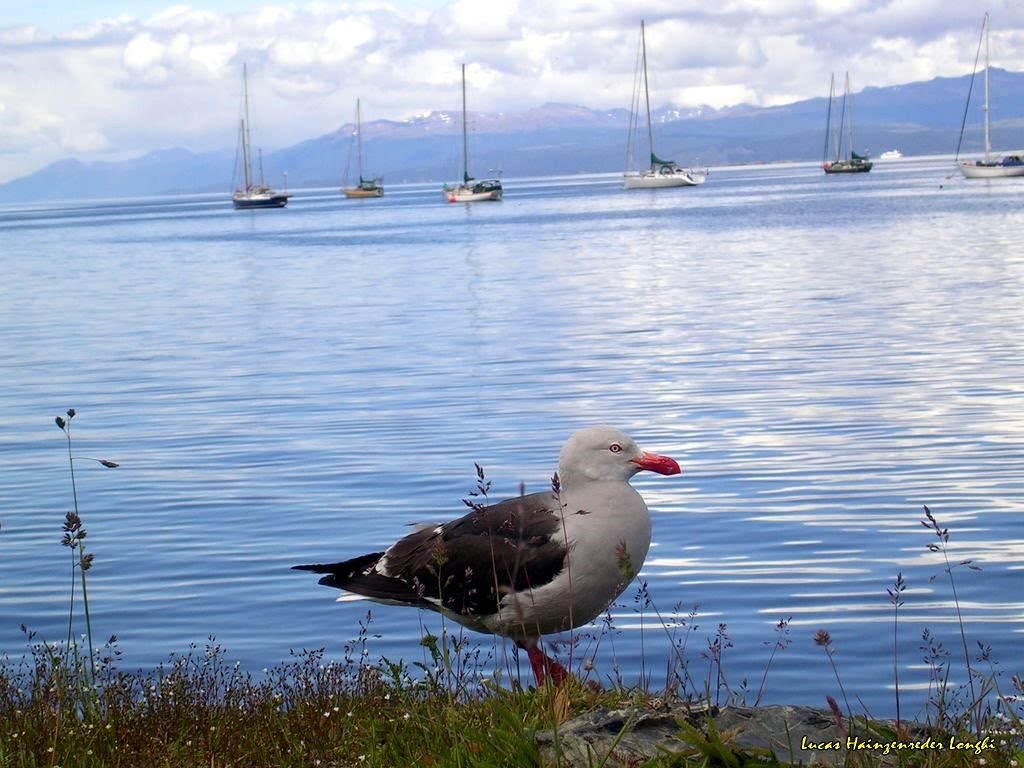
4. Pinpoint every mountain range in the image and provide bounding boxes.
[3,68,1024,203]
